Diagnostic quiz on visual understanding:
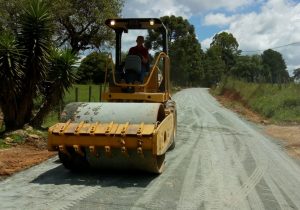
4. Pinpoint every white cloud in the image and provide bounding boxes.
[122,0,255,18]
[181,0,253,12]
[122,0,300,72]
[122,0,190,19]
[203,13,237,26]
[201,0,300,73]
[201,38,213,50]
